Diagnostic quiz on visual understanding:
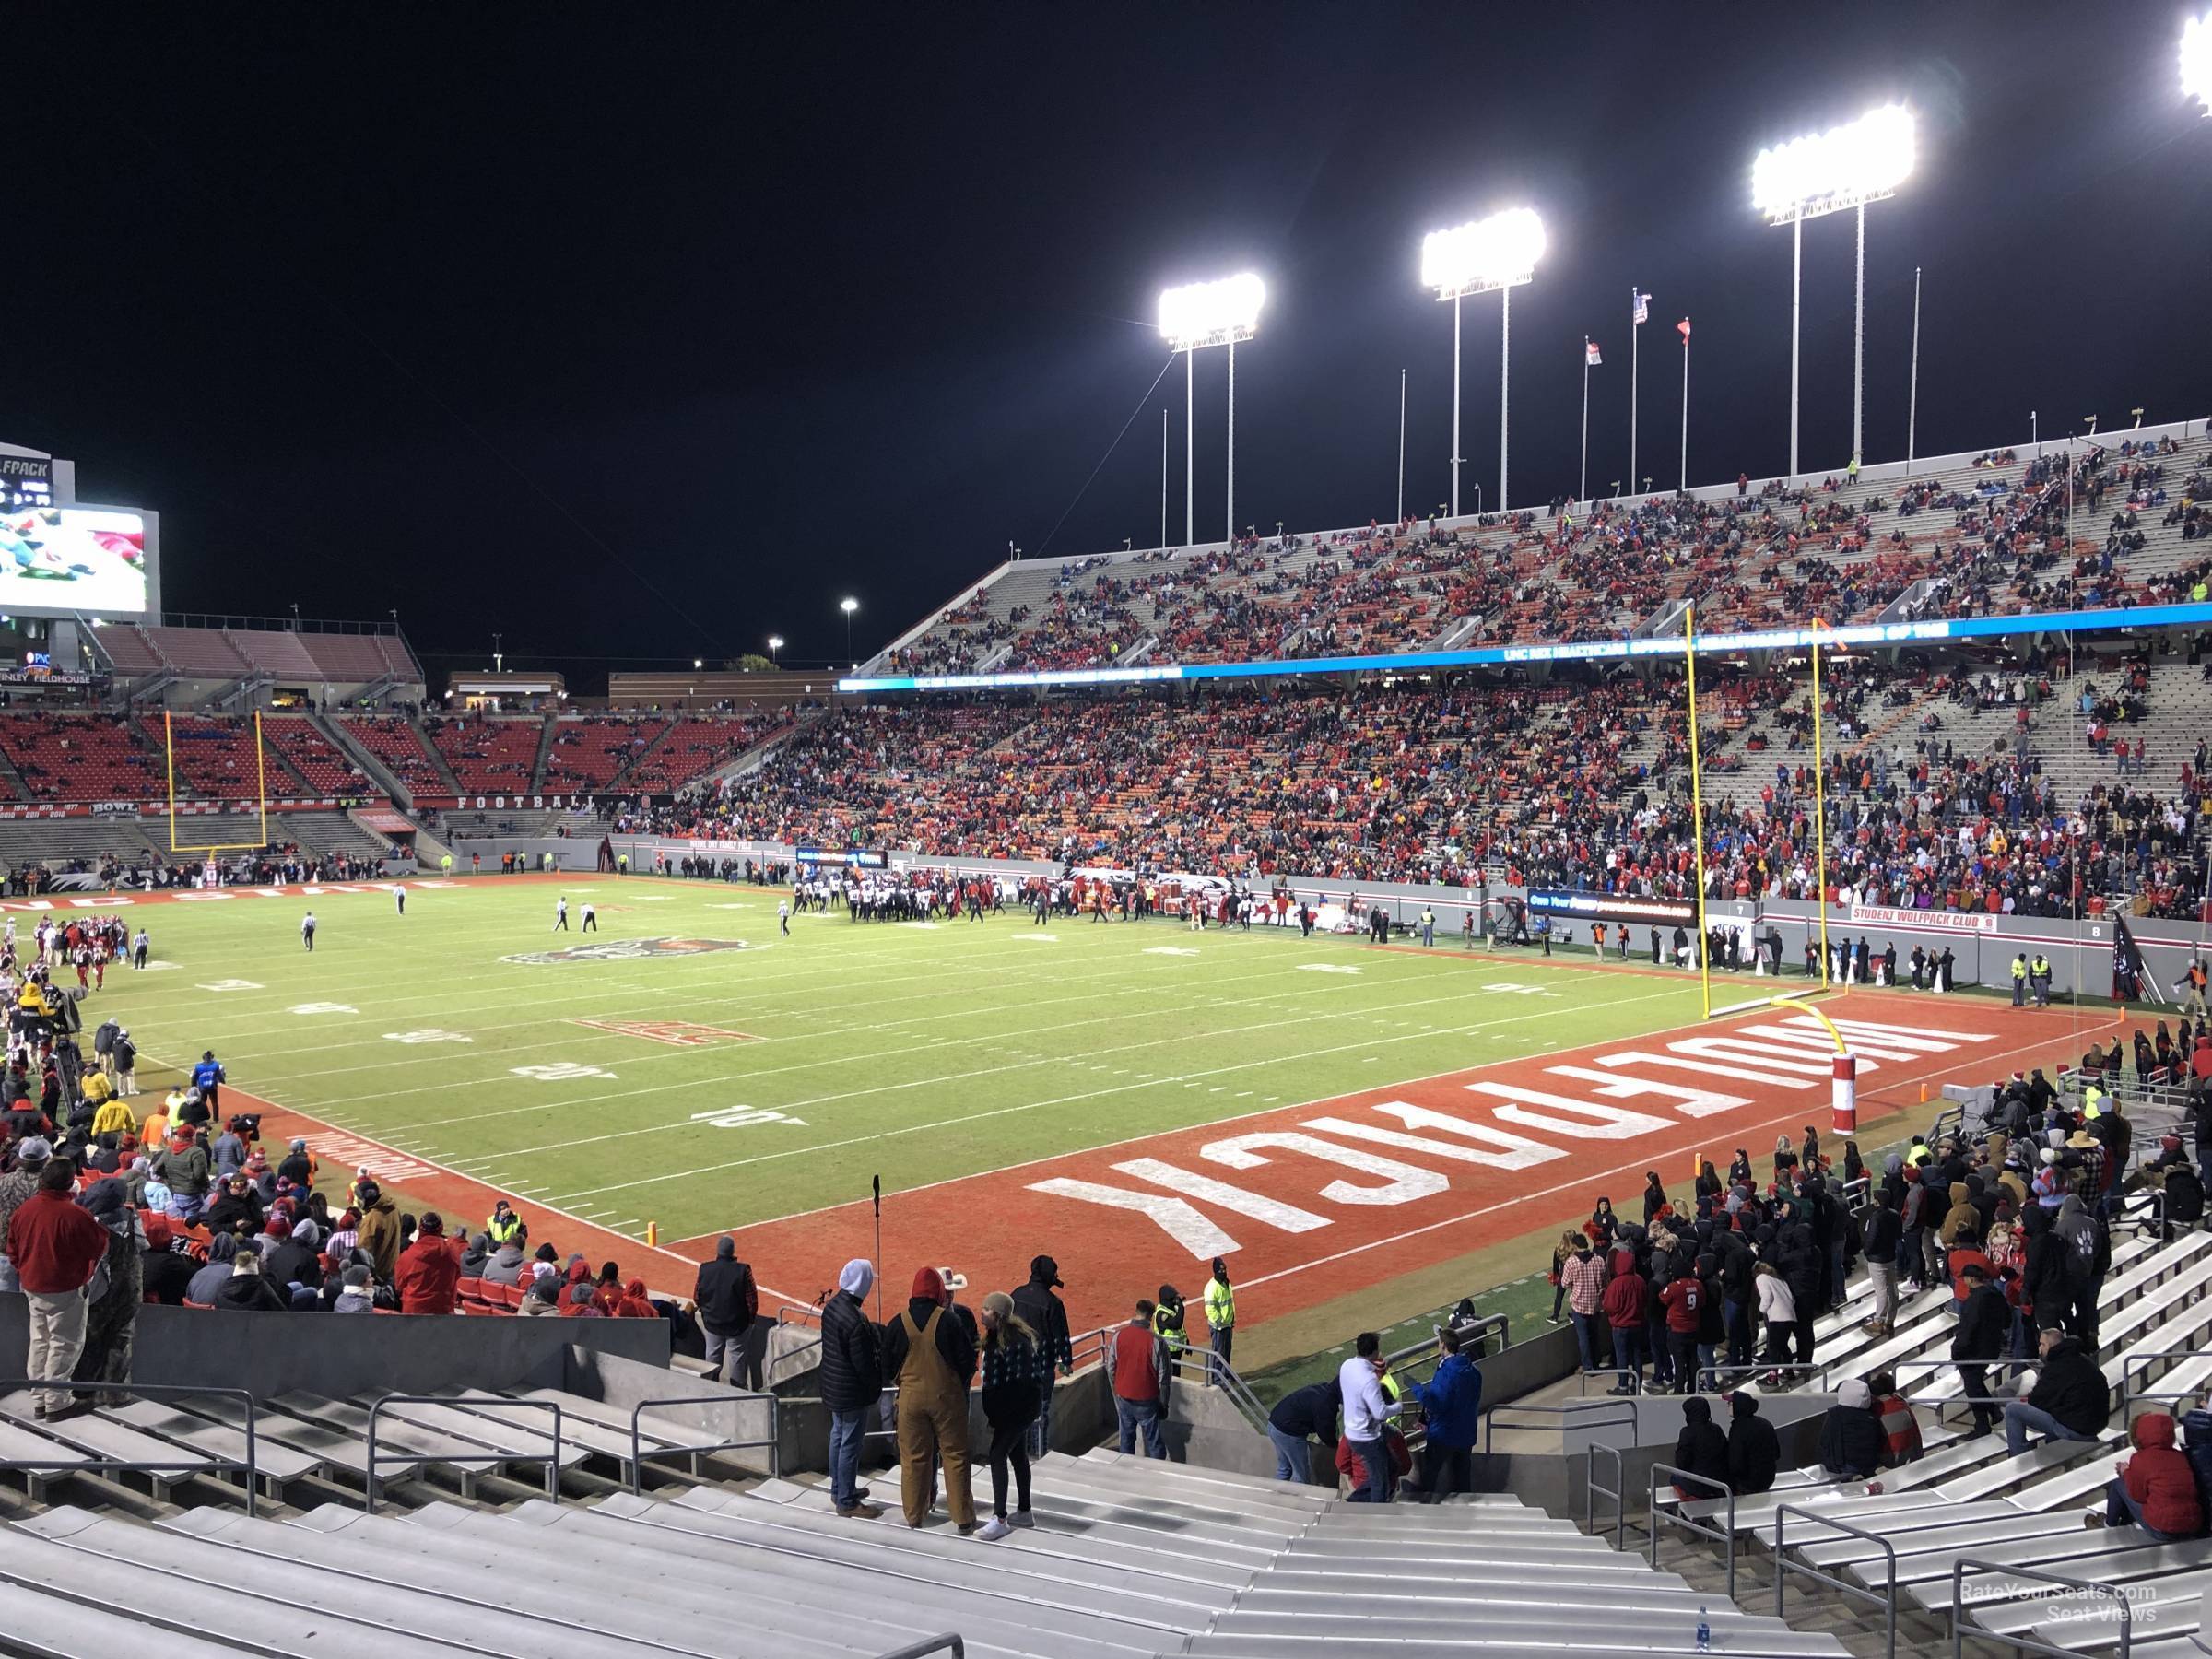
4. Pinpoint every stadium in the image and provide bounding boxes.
[0,8,2208,1658]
